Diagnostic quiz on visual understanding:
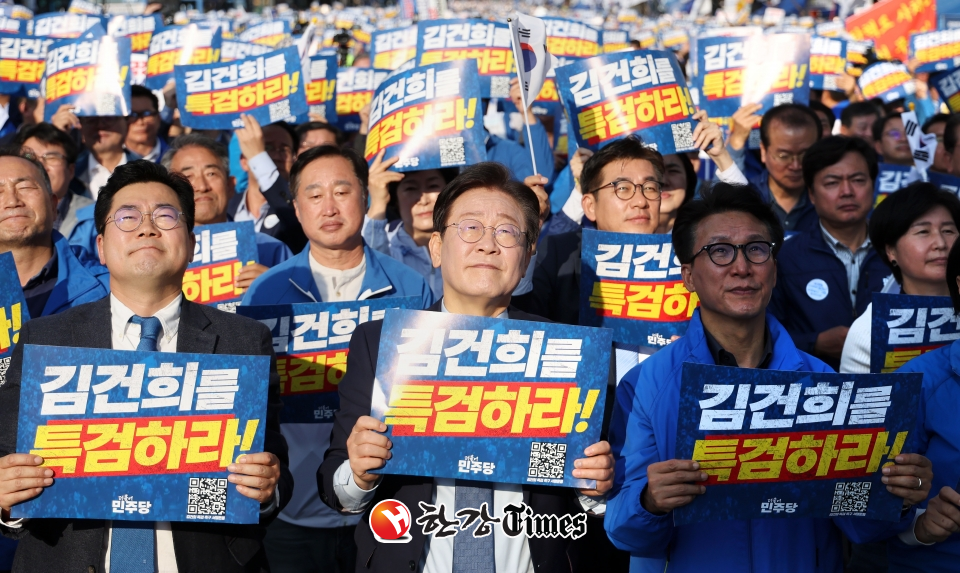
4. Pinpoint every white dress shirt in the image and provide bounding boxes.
[142,139,163,163]
[83,152,129,200]
[332,302,604,573]
[309,252,366,302]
